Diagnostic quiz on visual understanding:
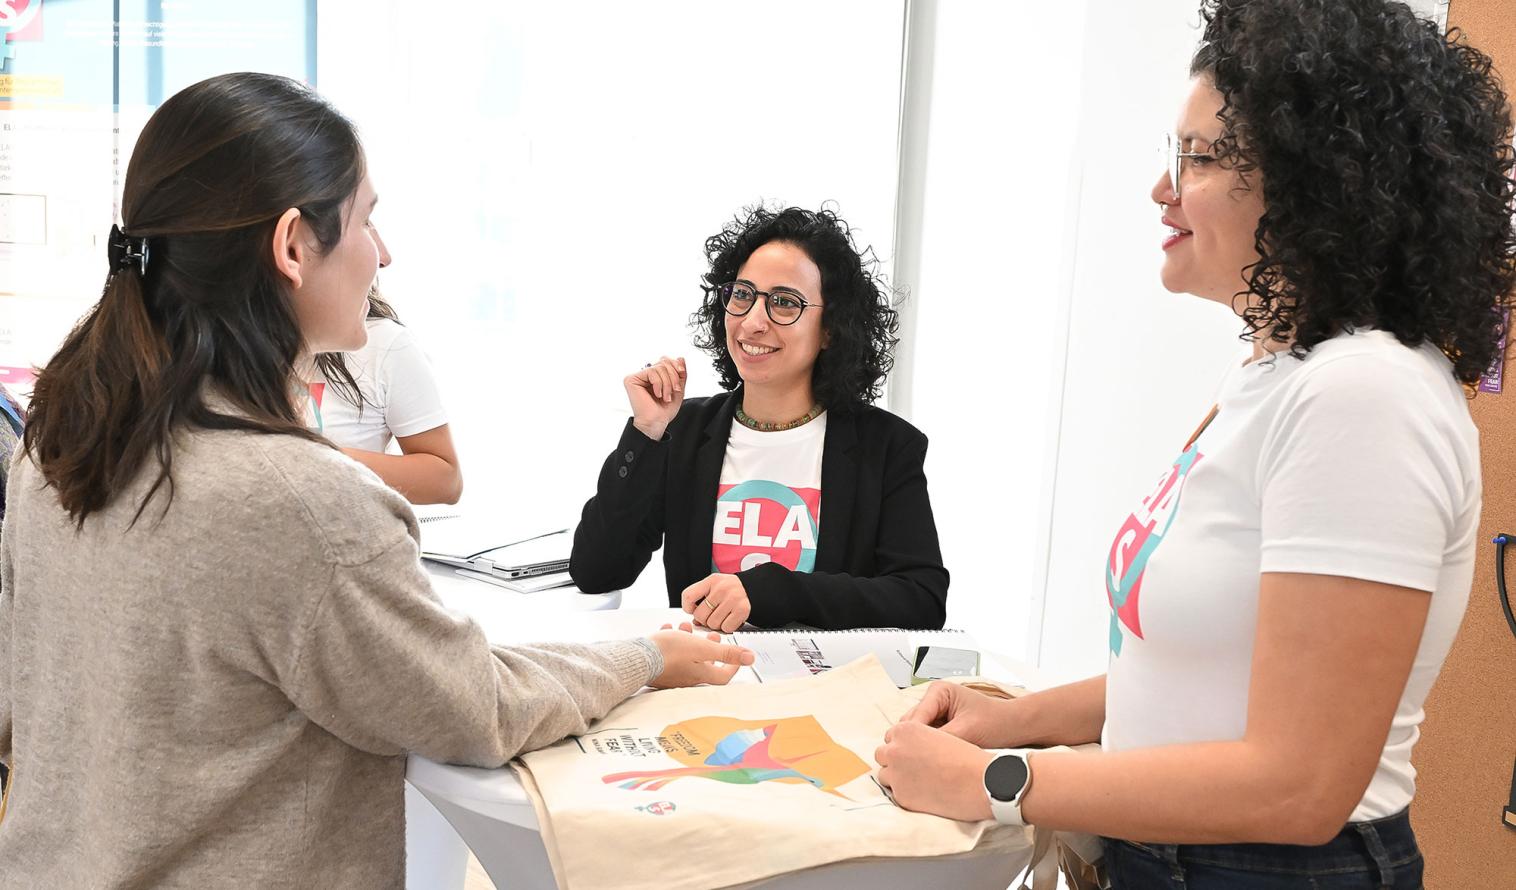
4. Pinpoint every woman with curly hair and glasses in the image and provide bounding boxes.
[874,2,1513,887]
[571,205,949,632]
